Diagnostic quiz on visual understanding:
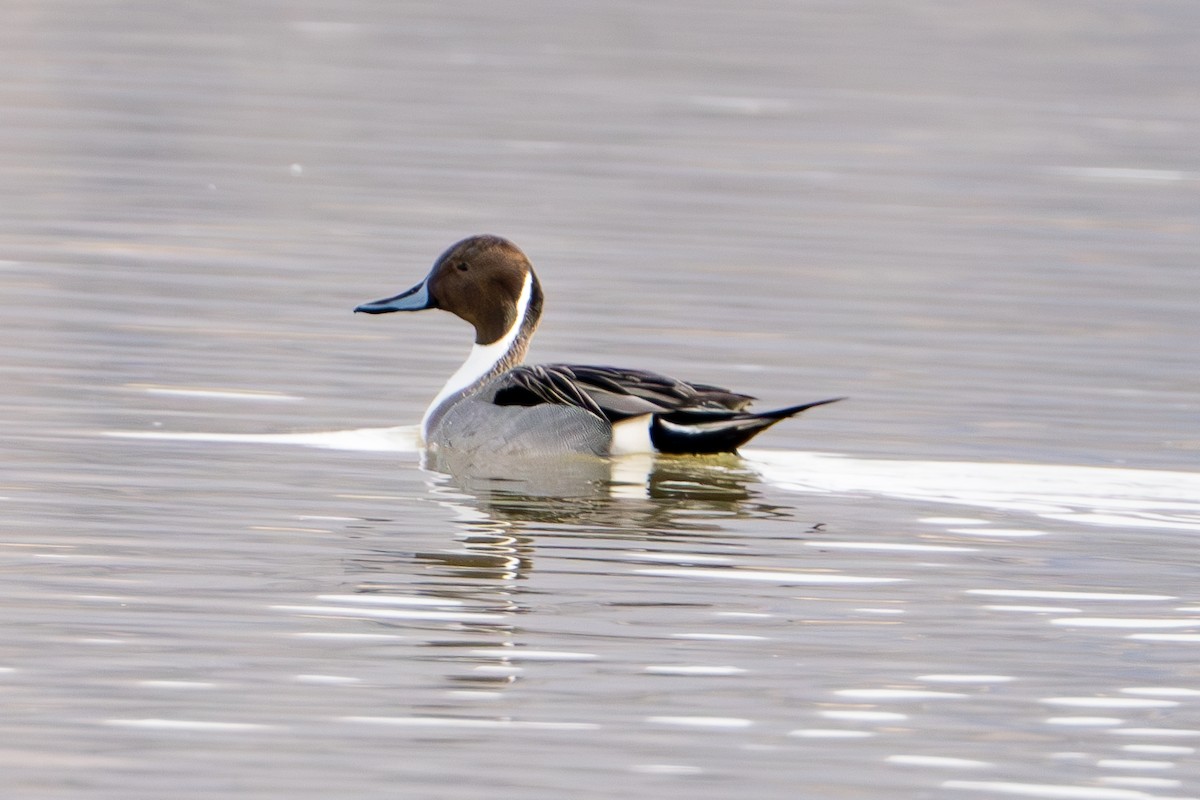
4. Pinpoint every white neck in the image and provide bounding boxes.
[421,271,534,441]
